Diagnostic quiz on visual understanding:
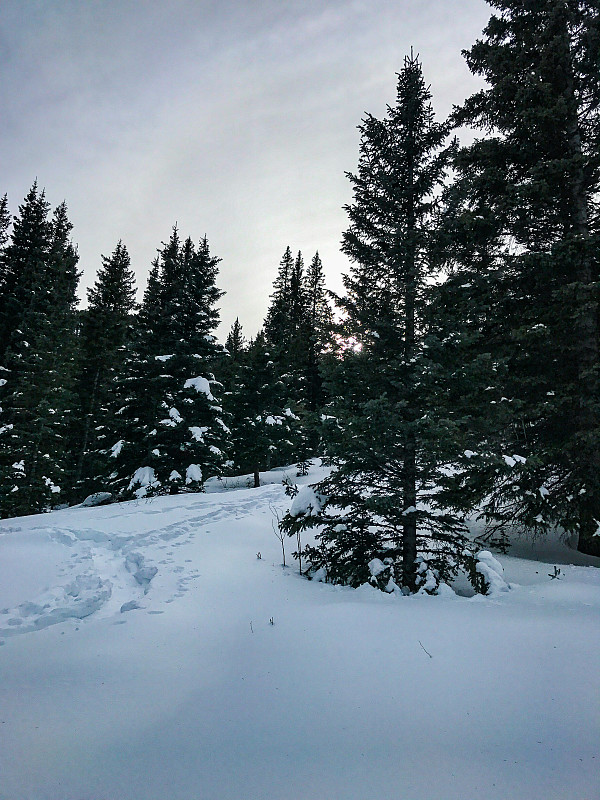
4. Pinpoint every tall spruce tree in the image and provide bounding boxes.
[264,246,294,353]
[304,251,334,411]
[445,0,600,554]
[72,241,136,497]
[0,183,52,362]
[281,55,481,592]
[0,187,80,516]
[0,194,9,252]
[108,229,228,496]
